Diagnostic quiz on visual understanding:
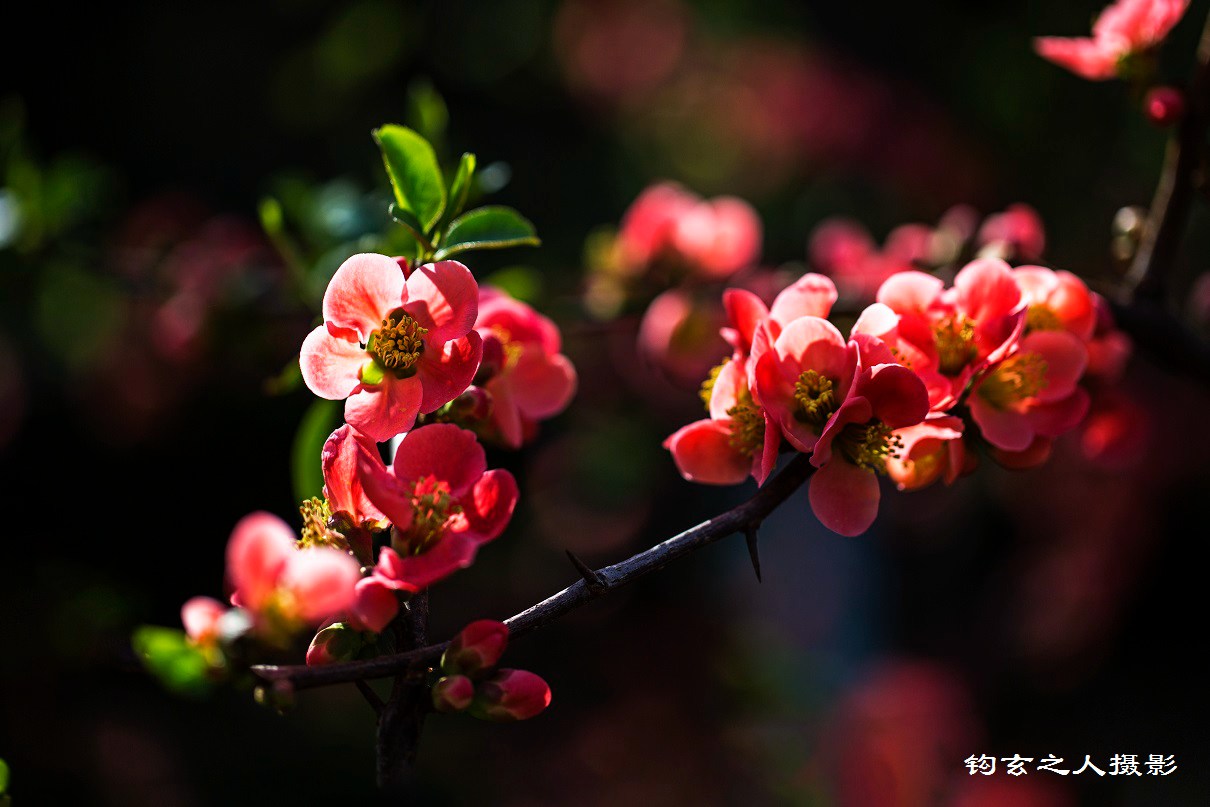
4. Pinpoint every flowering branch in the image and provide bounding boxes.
[1122,10,1210,302]
[250,454,816,691]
